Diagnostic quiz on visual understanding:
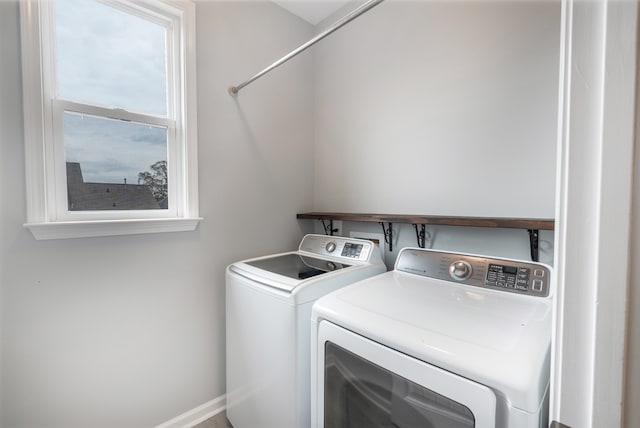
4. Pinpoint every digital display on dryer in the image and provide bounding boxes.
[503,265,518,275]
[486,264,520,289]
